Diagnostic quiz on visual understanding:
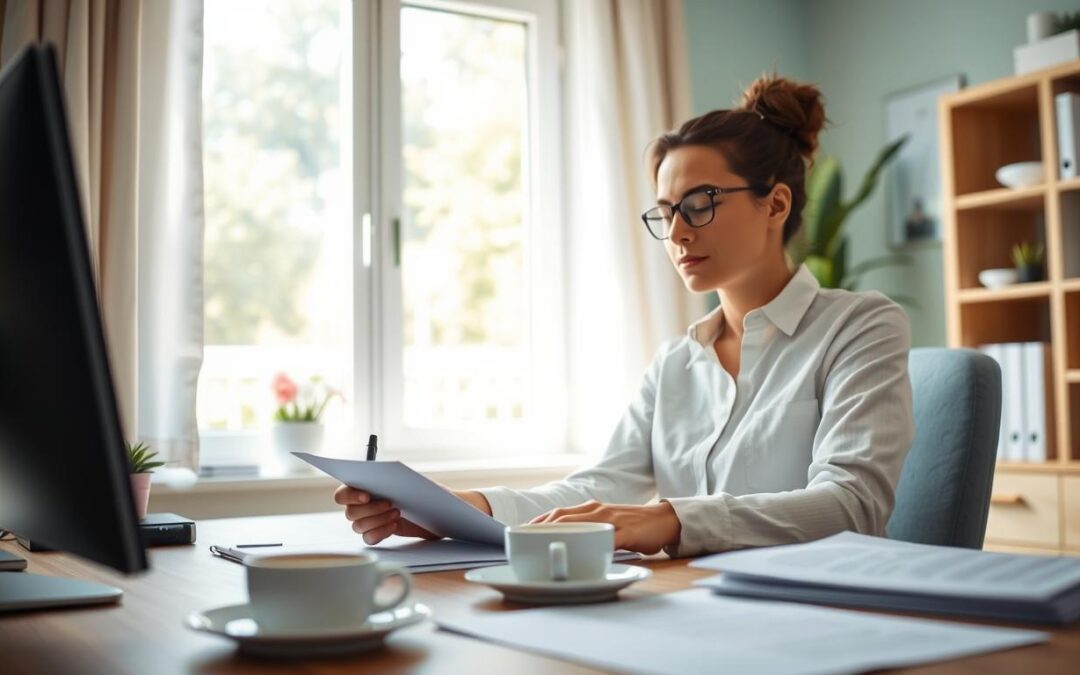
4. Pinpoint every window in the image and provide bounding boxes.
[199,0,563,469]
